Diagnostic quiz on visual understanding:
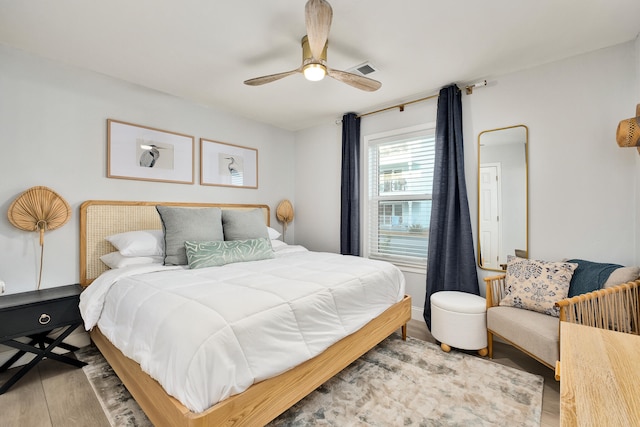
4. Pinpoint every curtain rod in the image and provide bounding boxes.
[355,80,487,119]
[357,94,439,119]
